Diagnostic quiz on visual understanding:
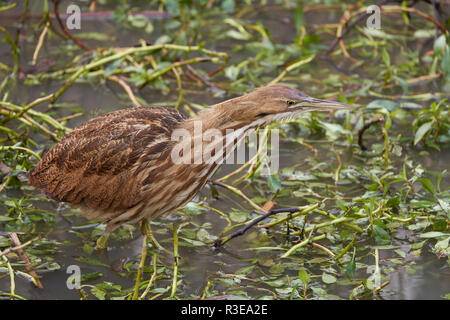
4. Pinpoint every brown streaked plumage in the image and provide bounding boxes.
[28,84,353,232]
